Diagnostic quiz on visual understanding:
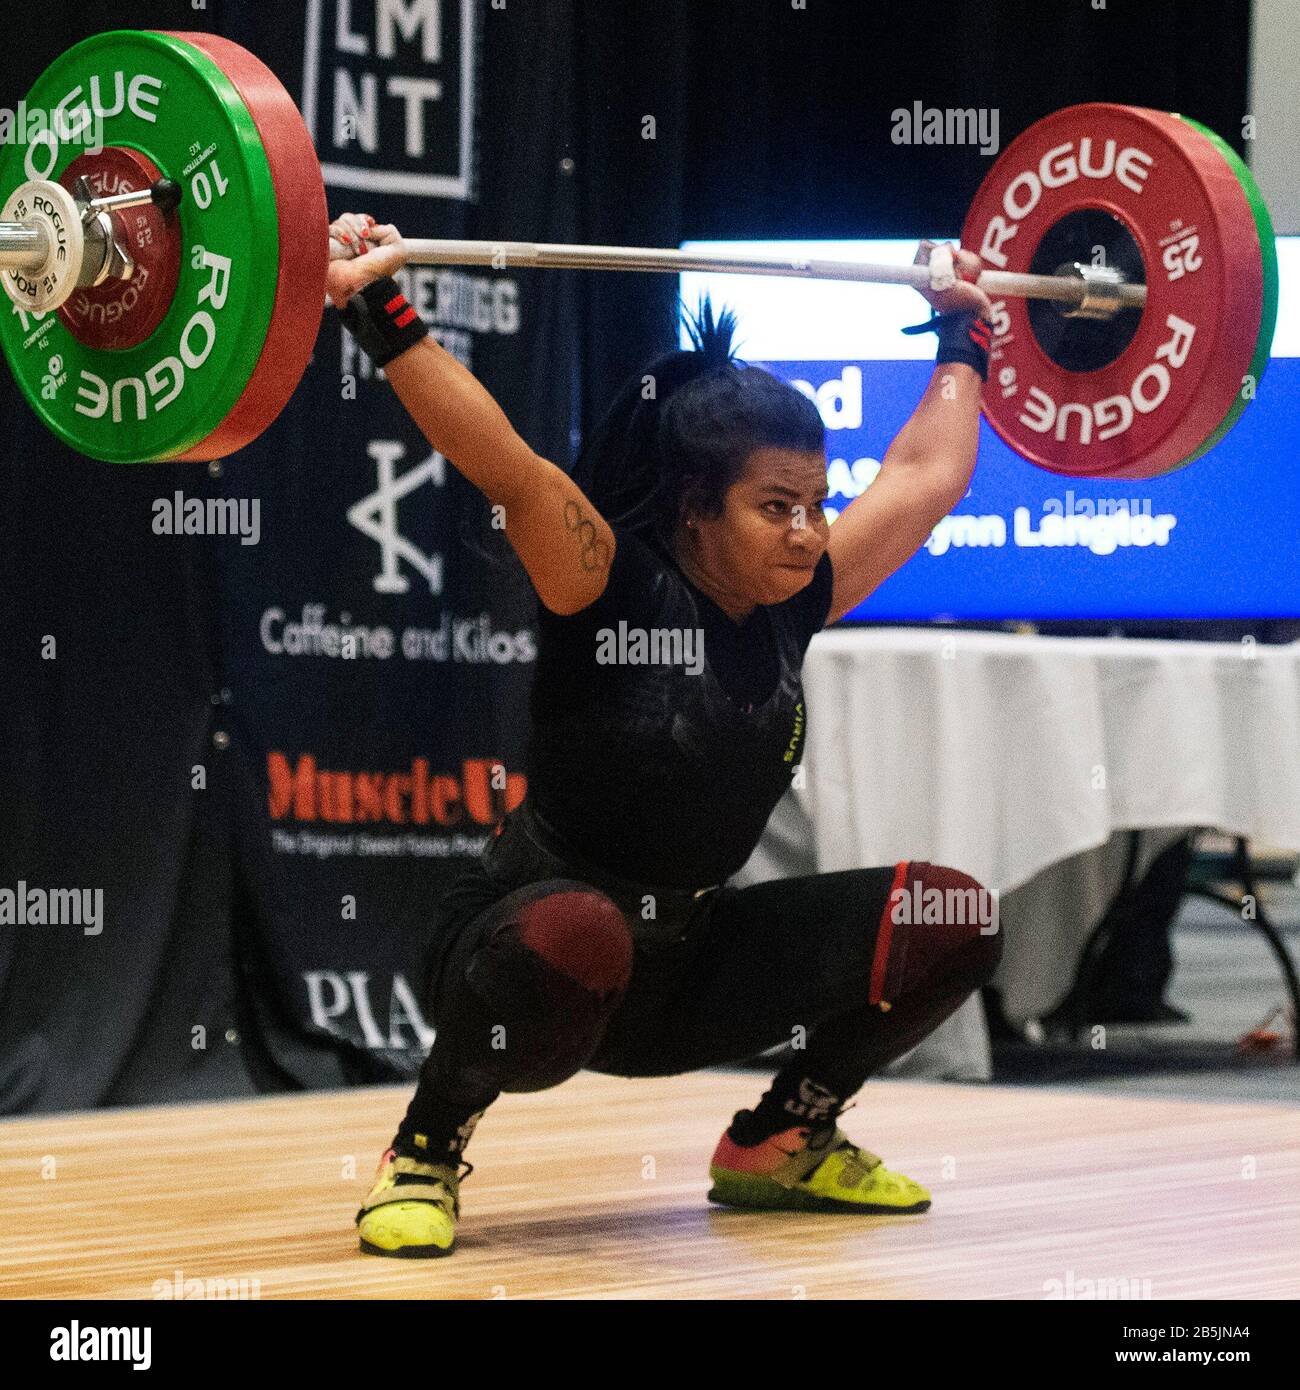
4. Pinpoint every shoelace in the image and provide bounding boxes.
[766,1100,860,1157]
[805,1099,859,1149]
